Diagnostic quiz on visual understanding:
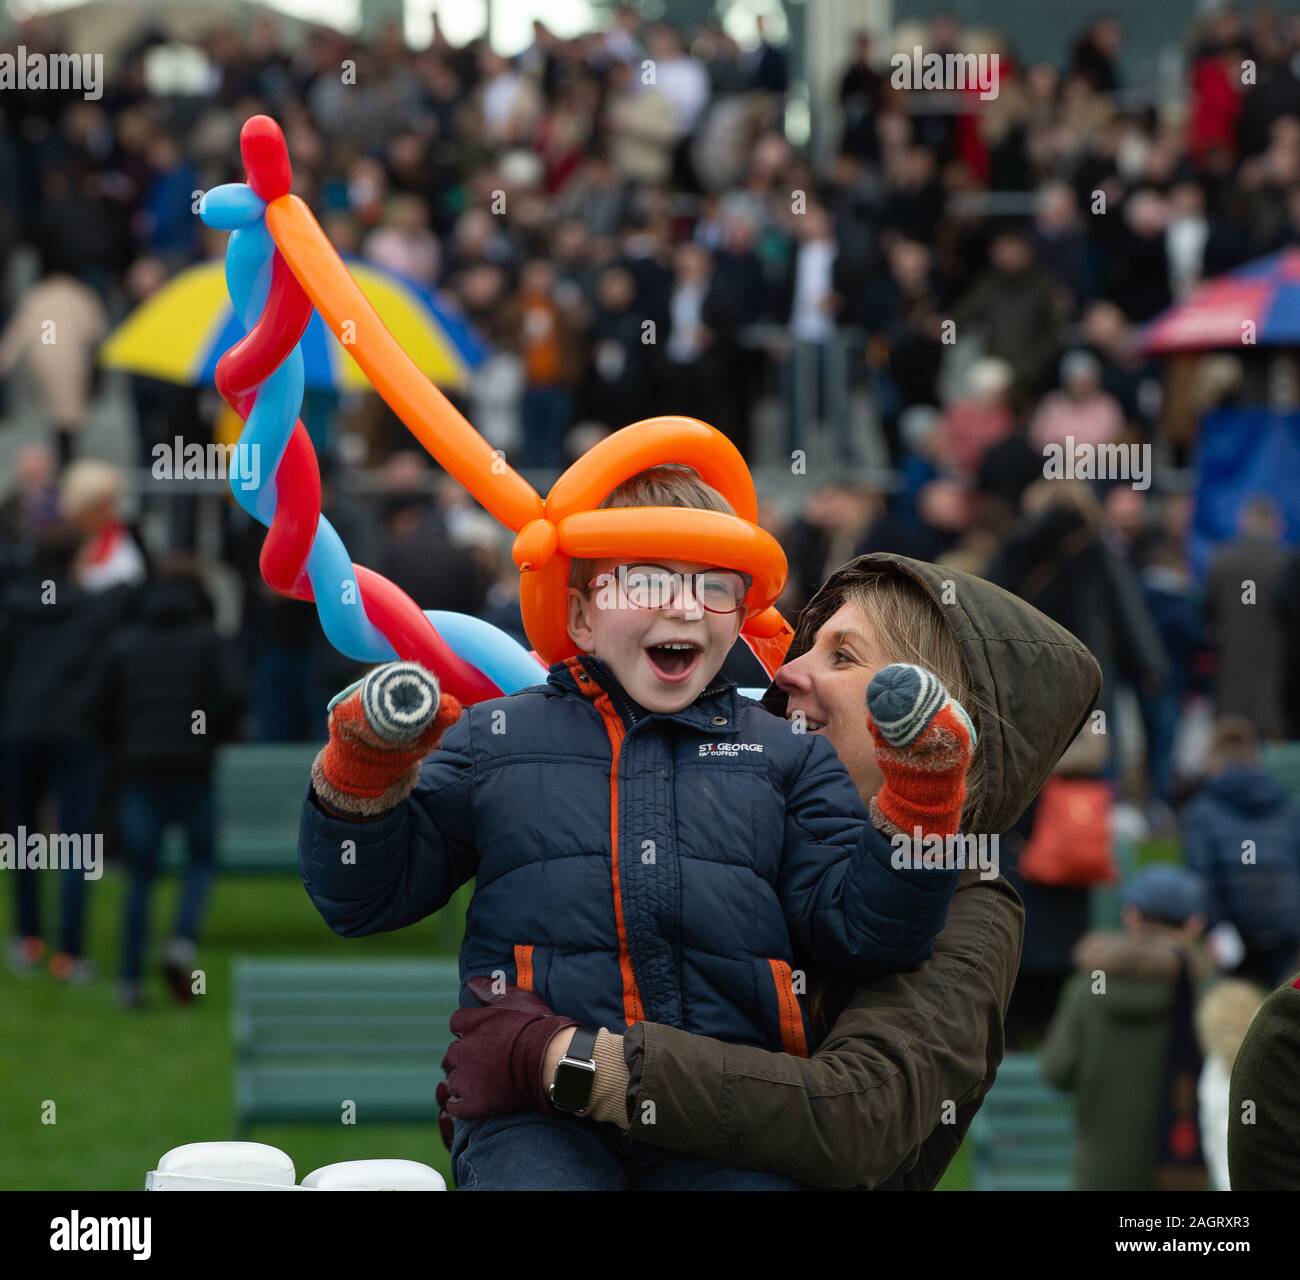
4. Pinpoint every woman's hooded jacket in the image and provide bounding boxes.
[623,552,1102,1188]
